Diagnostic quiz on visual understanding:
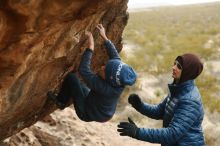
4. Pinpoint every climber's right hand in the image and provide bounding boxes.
[128,94,142,110]
[96,24,108,41]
